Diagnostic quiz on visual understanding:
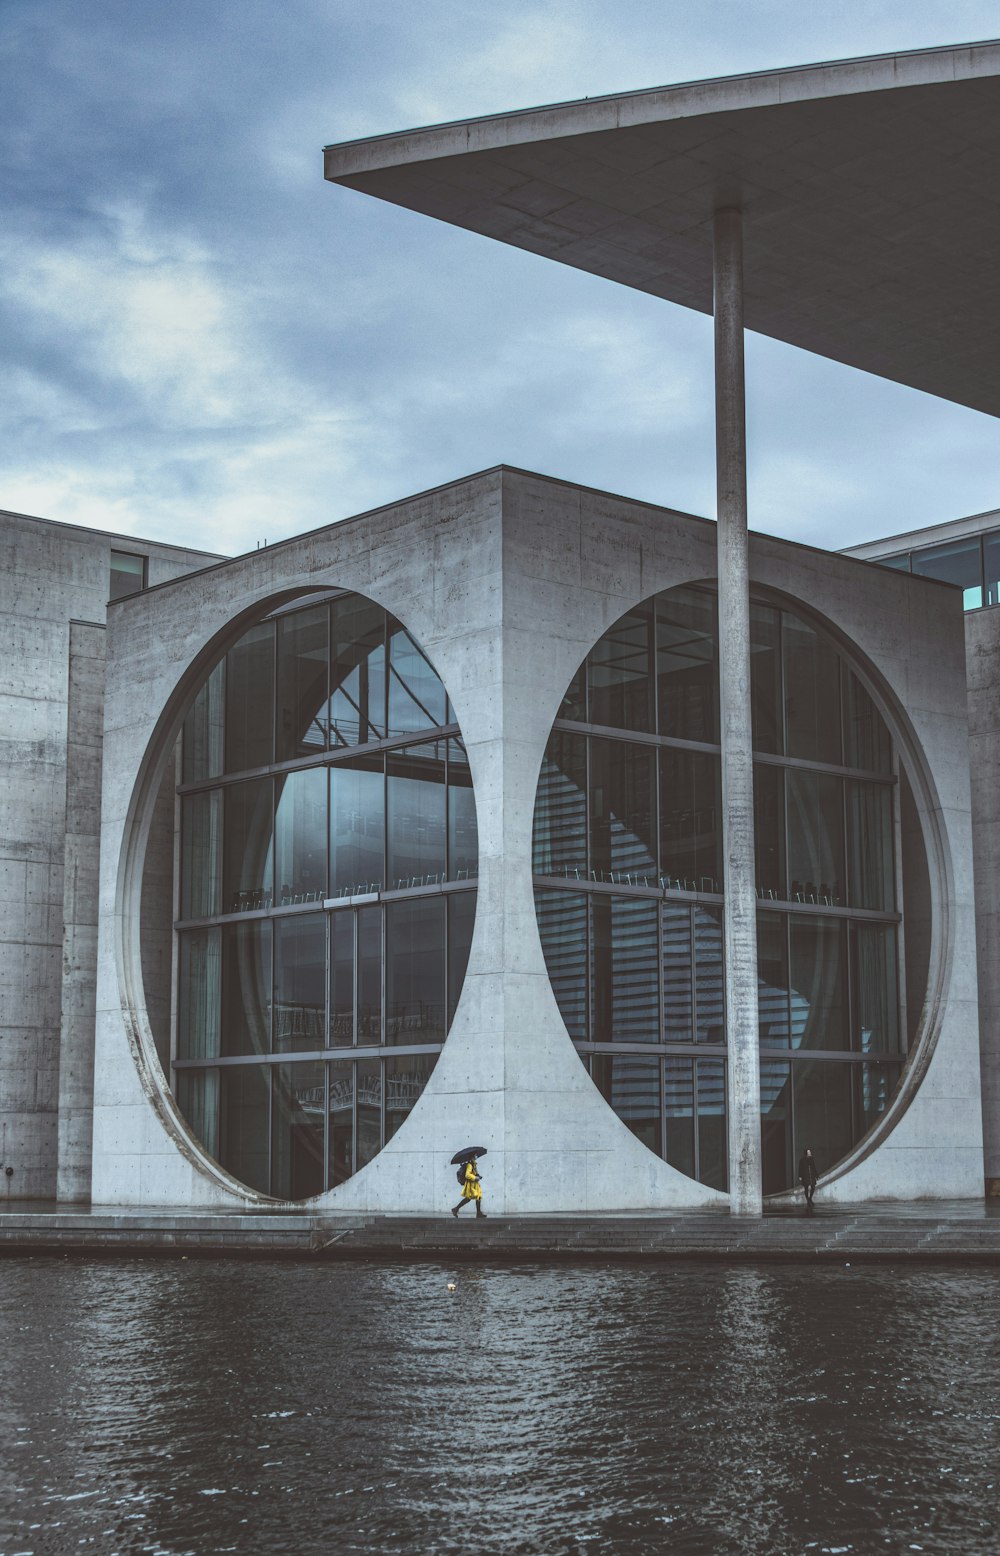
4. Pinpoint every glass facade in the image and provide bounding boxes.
[876,525,1000,610]
[533,585,916,1195]
[173,593,477,1198]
